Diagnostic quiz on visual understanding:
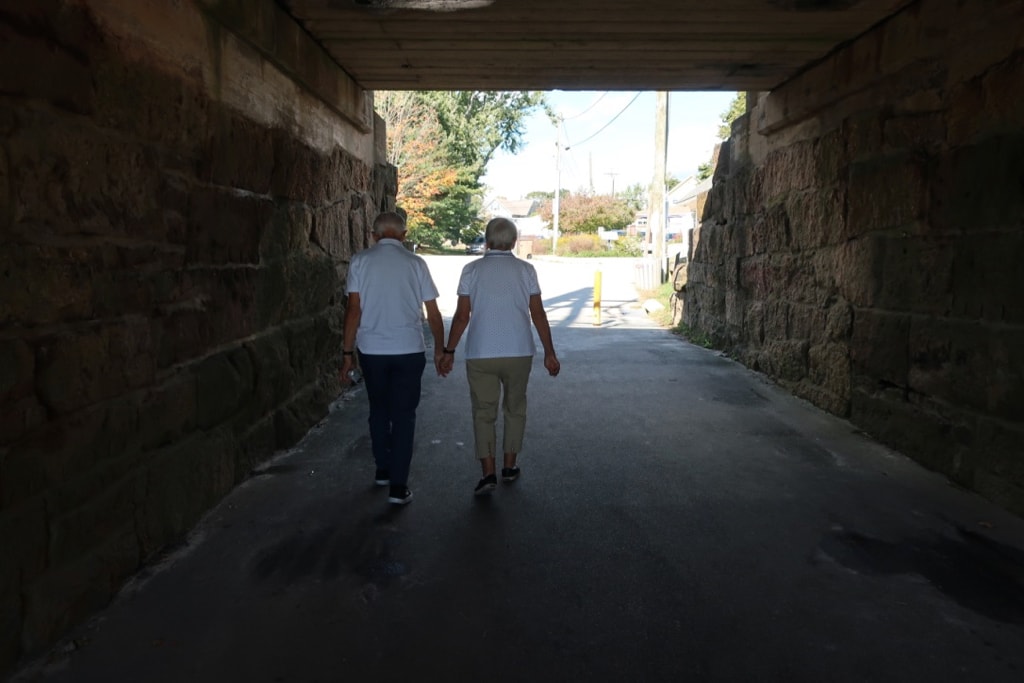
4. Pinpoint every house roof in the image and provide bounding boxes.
[671,176,714,204]
[488,198,538,218]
